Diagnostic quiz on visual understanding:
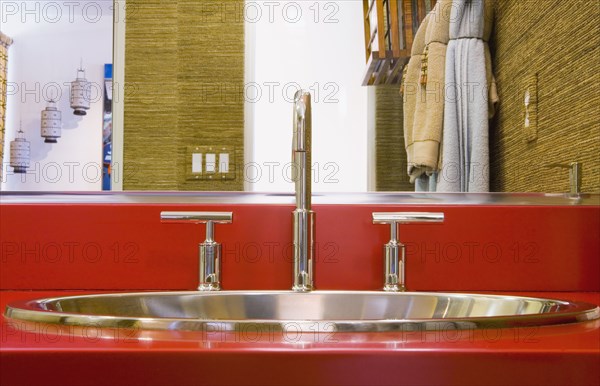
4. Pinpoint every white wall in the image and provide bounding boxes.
[245,1,369,192]
[1,0,113,191]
